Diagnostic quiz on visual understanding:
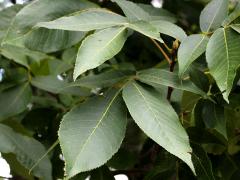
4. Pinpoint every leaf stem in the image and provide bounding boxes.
[163,42,172,53]
[167,40,178,100]
[150,38,172,64]
[29,140,59,175]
